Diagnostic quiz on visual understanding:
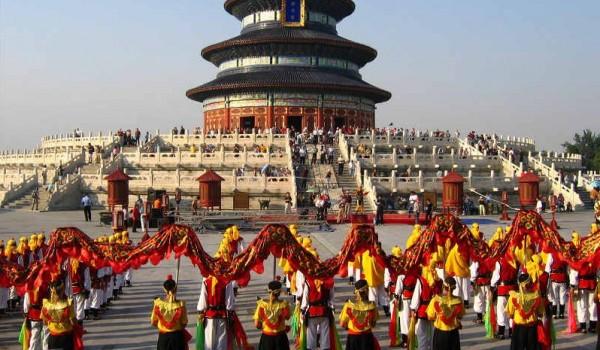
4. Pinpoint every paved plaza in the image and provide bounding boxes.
[0,208,597,349]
